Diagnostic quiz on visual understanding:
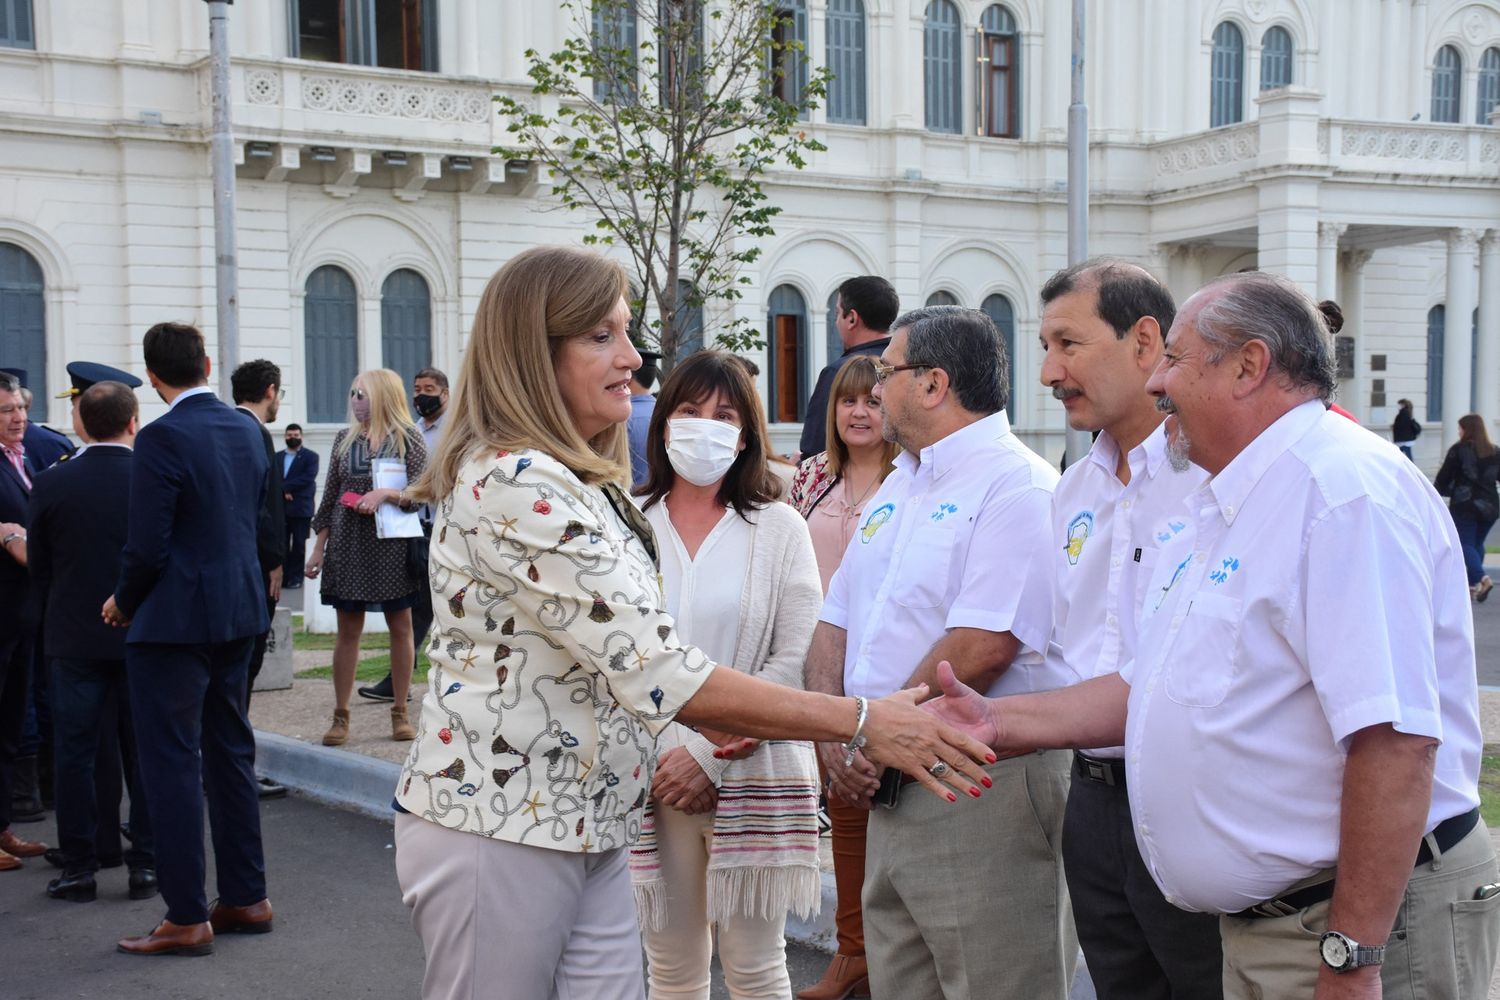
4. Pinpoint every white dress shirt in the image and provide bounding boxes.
[168,385,214,410]
[821,411,1063,699]
[1051,423,1206,756]
[1122,401,1482,914]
